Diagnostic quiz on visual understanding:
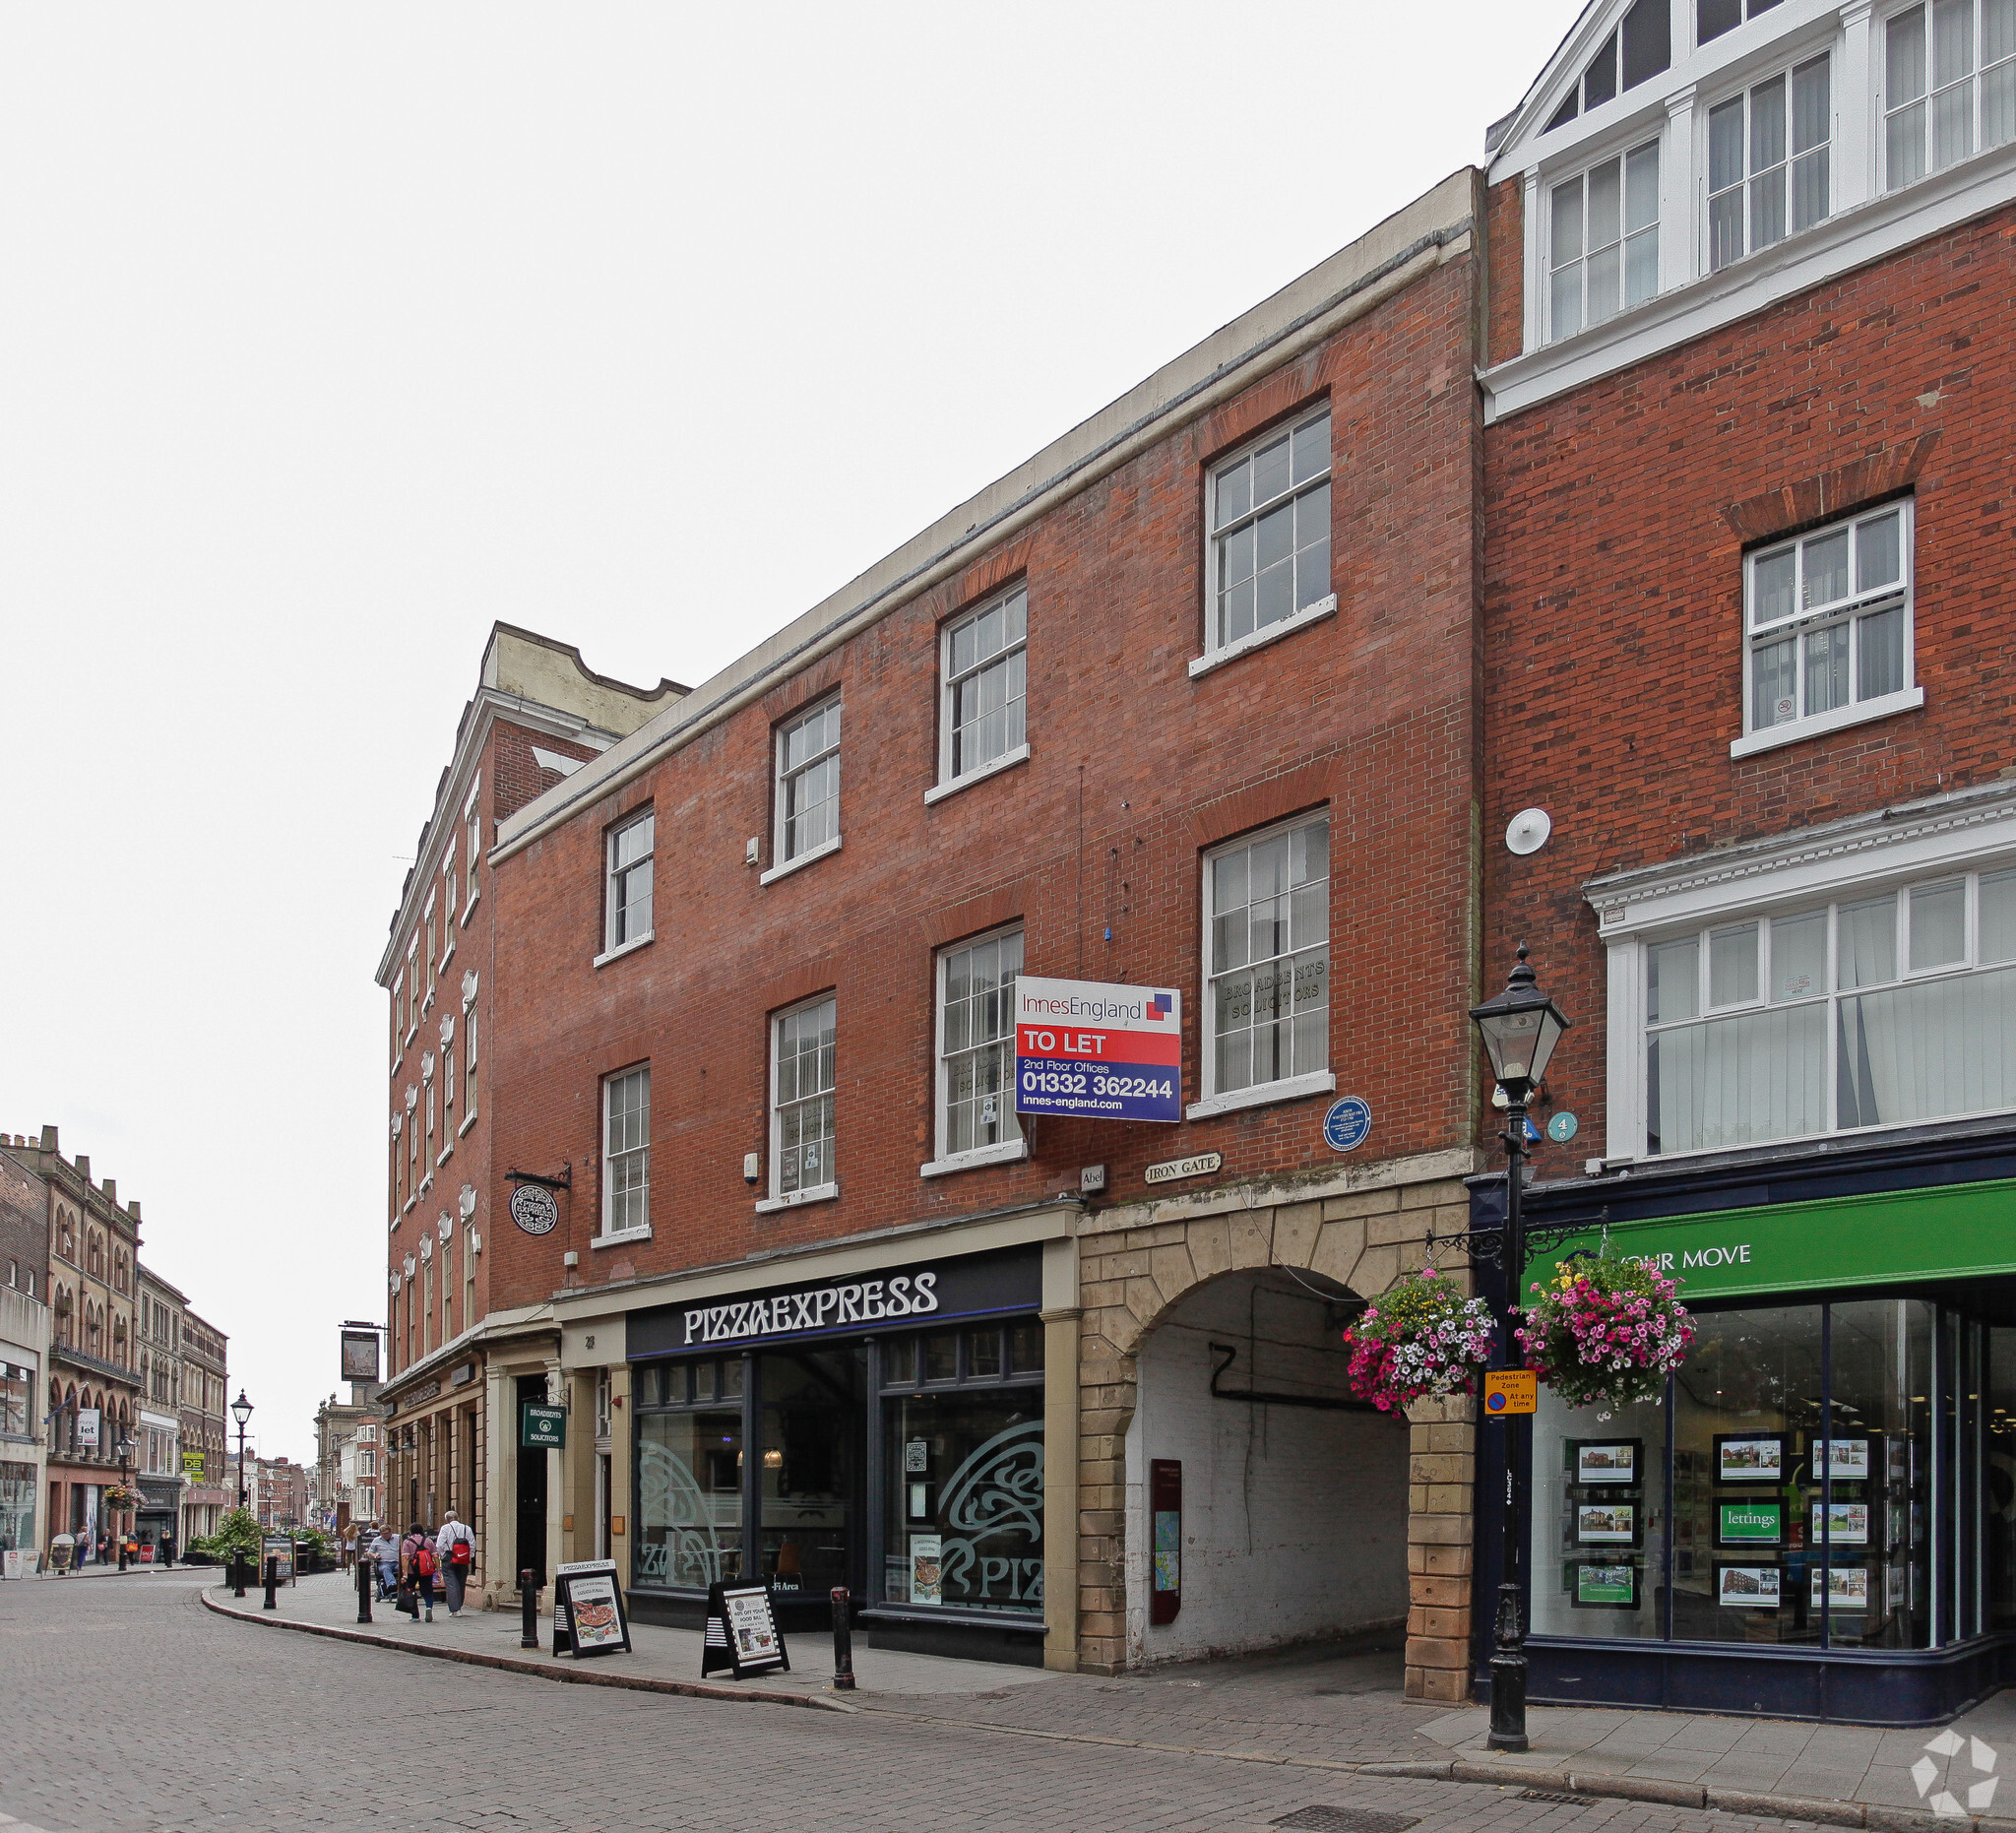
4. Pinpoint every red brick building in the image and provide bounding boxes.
[393,172,1499,1686]
[1473,0,2016,1721]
